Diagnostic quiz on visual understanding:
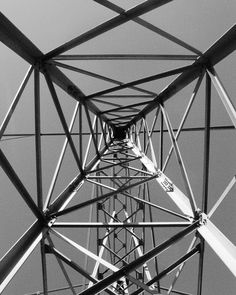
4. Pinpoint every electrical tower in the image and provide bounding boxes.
[0,1,235,295]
